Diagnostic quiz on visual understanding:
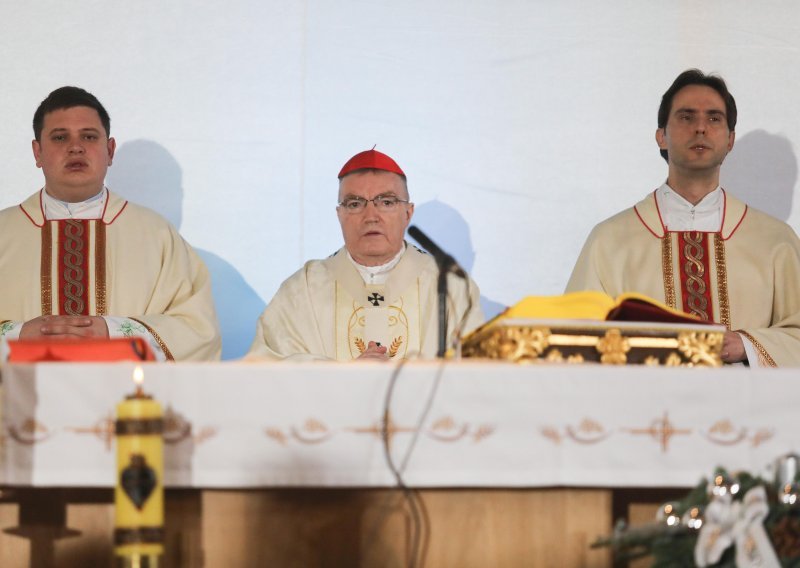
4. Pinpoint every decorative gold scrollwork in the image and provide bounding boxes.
[544,349,563,363]
[677,331,723,367]
[463,326,551,363]
[462,322,723,367]
[596,328,630,365]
